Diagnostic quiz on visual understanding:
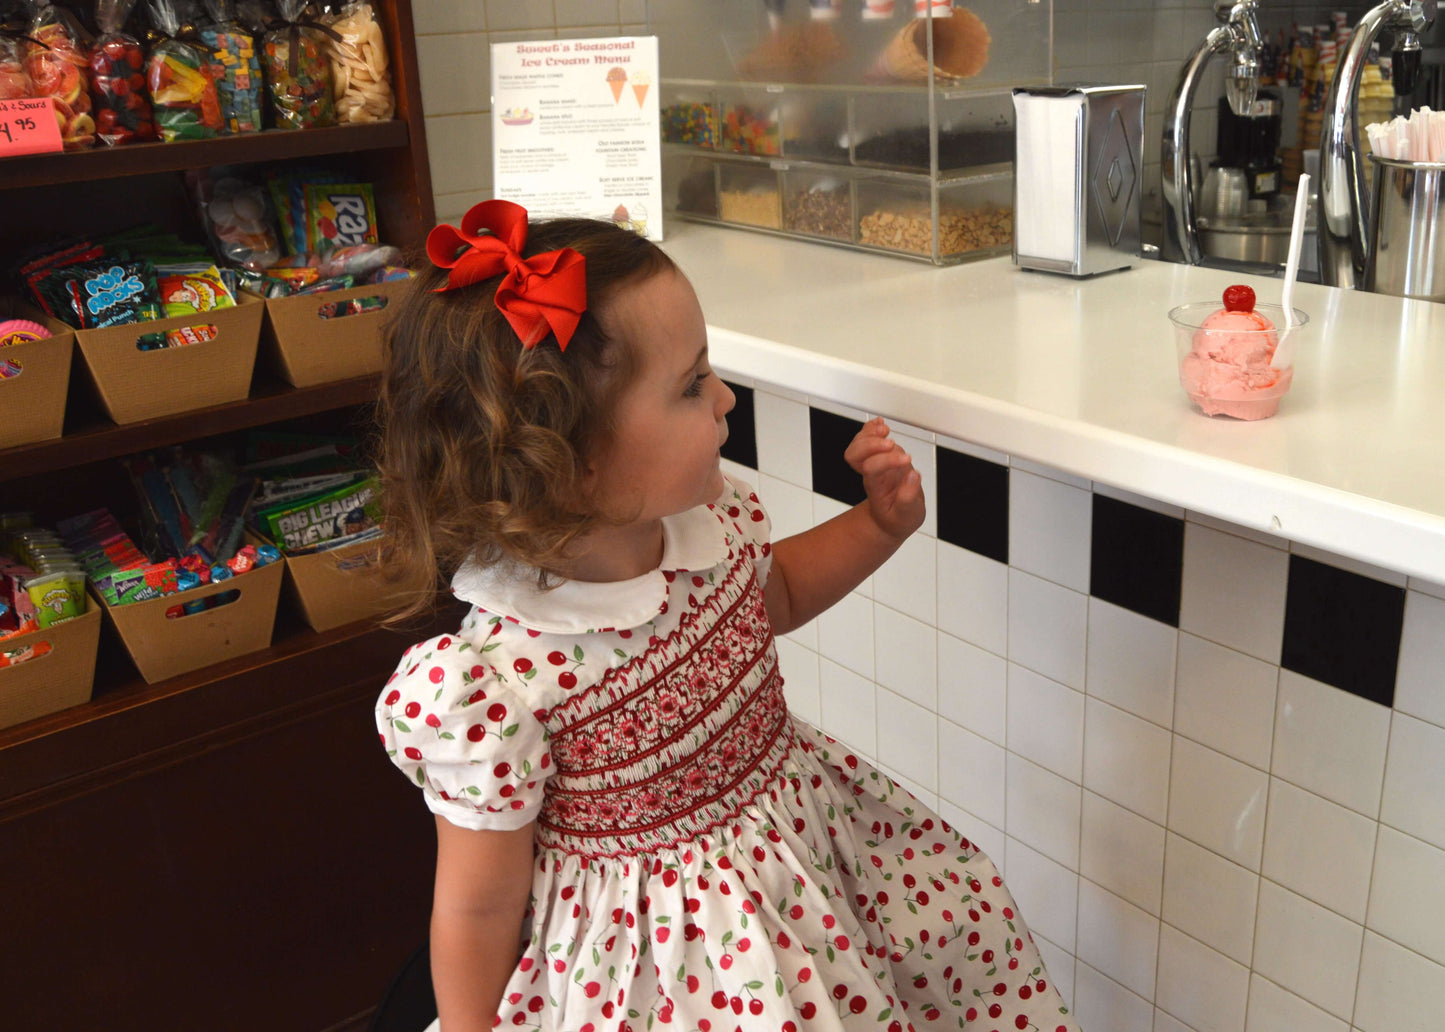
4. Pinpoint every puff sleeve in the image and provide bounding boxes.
[719,473,773,585]
[376,632,553,831]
